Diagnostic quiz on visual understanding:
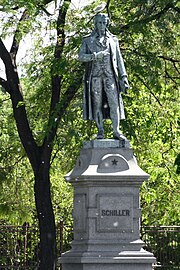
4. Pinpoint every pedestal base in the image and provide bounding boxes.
[60,249,155,270]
